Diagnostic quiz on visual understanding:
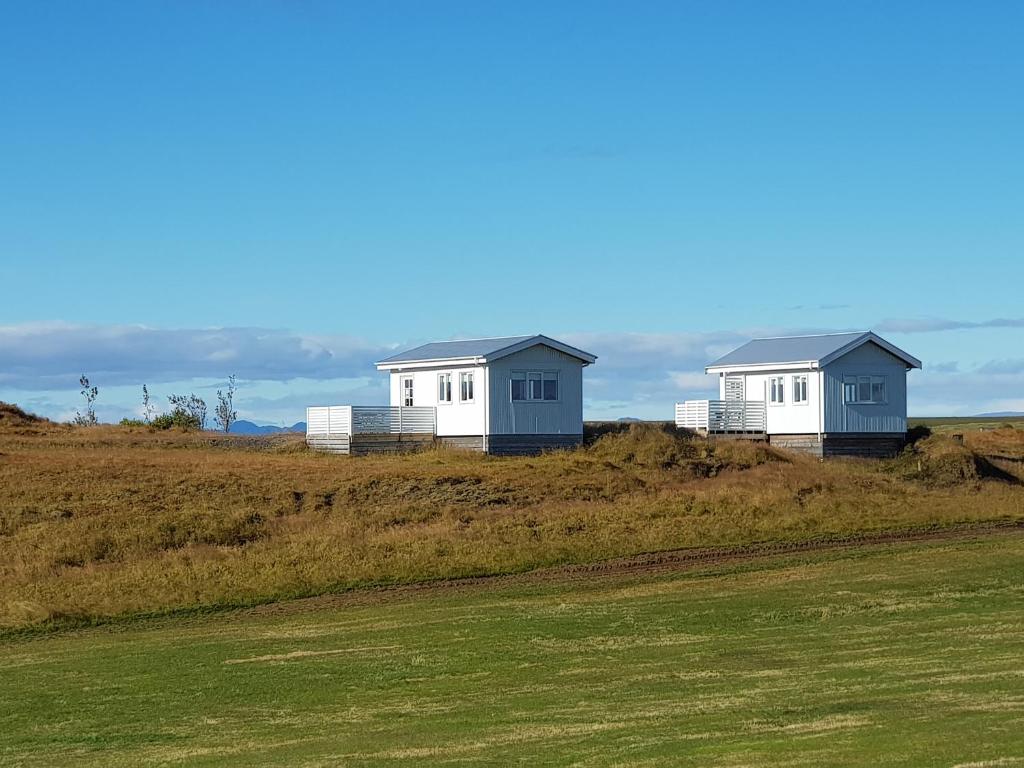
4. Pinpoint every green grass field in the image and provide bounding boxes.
[3,531,1023,767]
